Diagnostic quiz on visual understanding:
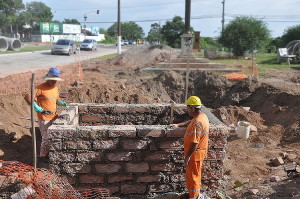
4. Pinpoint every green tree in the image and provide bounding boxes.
[146,23,160,43]
[281,25,300,46]
[160,16,190,48]
[219,16,270,56]
[200,37,221,50]
[0,0,24,34]
[107,22,144,40]
[62,18,80,24]
[26,1,53,32]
